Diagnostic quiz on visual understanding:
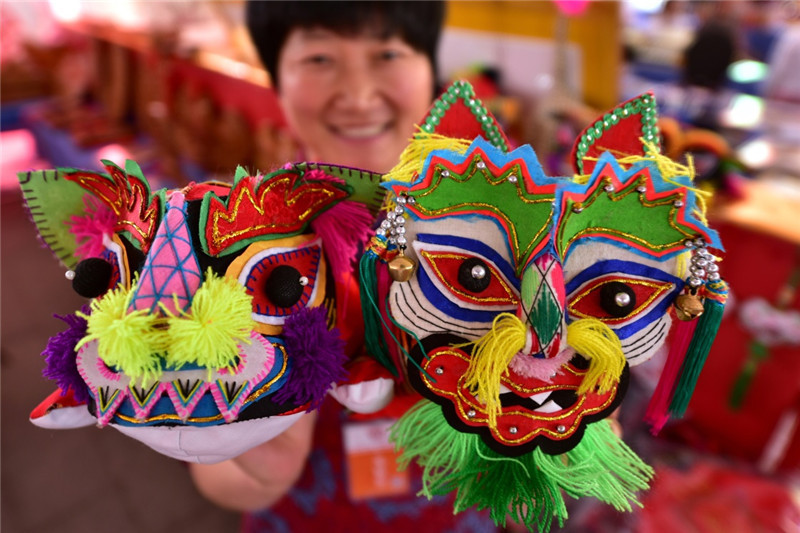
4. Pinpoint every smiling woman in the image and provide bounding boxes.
[246,1,443,174]
[276,28,434,173]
